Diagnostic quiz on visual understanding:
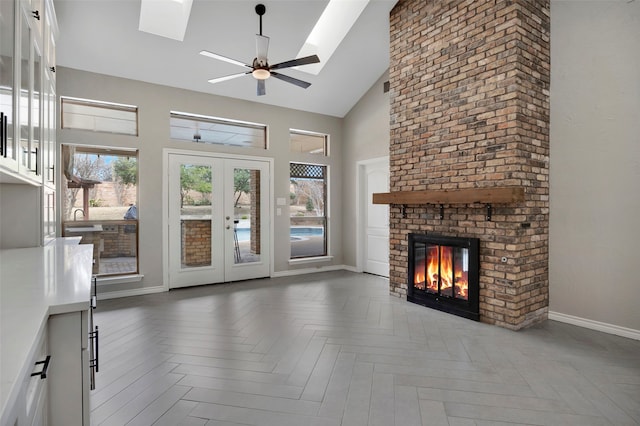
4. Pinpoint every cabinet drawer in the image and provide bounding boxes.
[25,326,49,424]
[82,309,89,349]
